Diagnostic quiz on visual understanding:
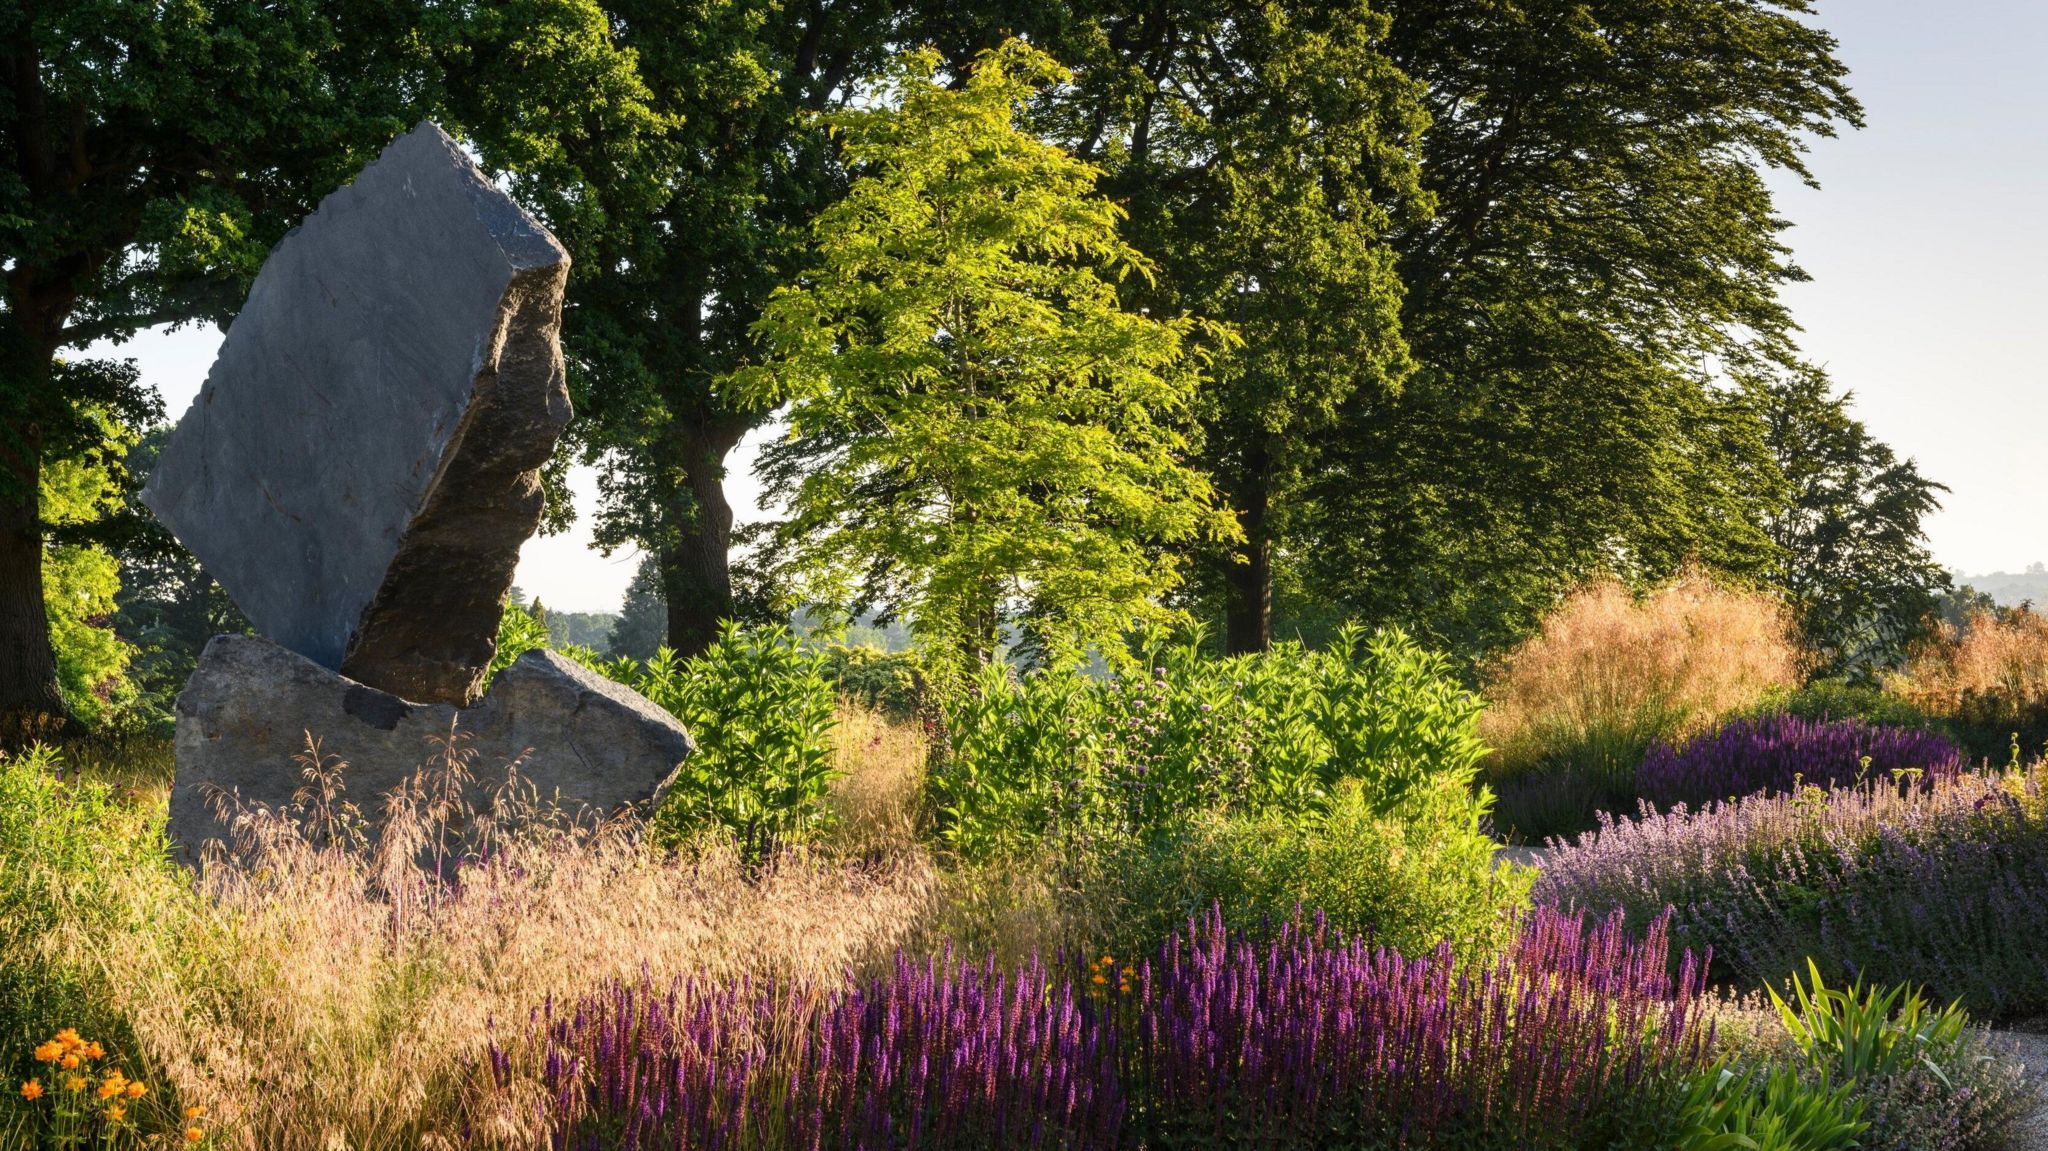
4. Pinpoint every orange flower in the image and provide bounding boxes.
[97,1076,126,1100]
[1091,972,1107,985]
[32,1042,60,1063]
[18,1079,42,1101]
[64,1076,87,1093]
[53,1029,81,1049]
[83,1041,104,1060]
[125,1081,147,1099]
[59,1054,80,1070]
[184,1105,206,1120]
[103,1104,126,1123]
[185,1127,206,1144]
